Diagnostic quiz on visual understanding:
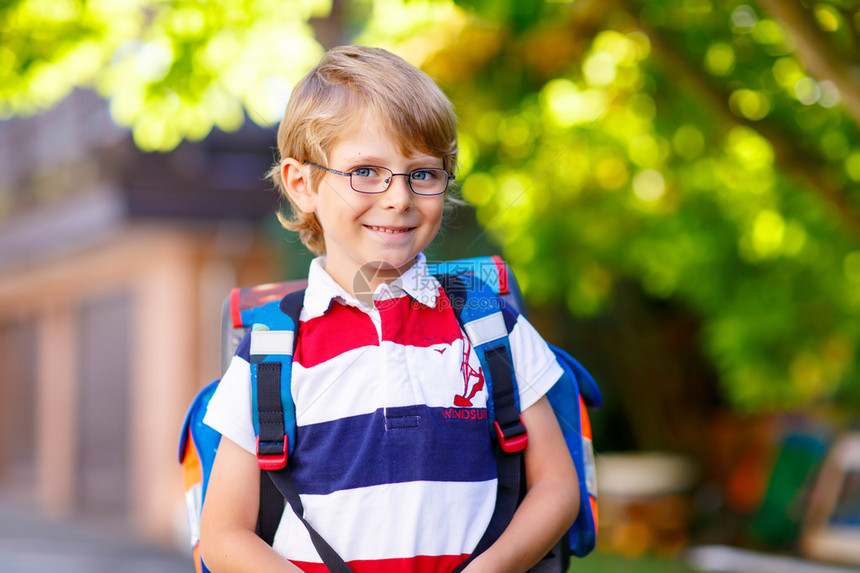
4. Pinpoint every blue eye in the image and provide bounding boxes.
[352,167,378,178]
[411,169,439,182]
